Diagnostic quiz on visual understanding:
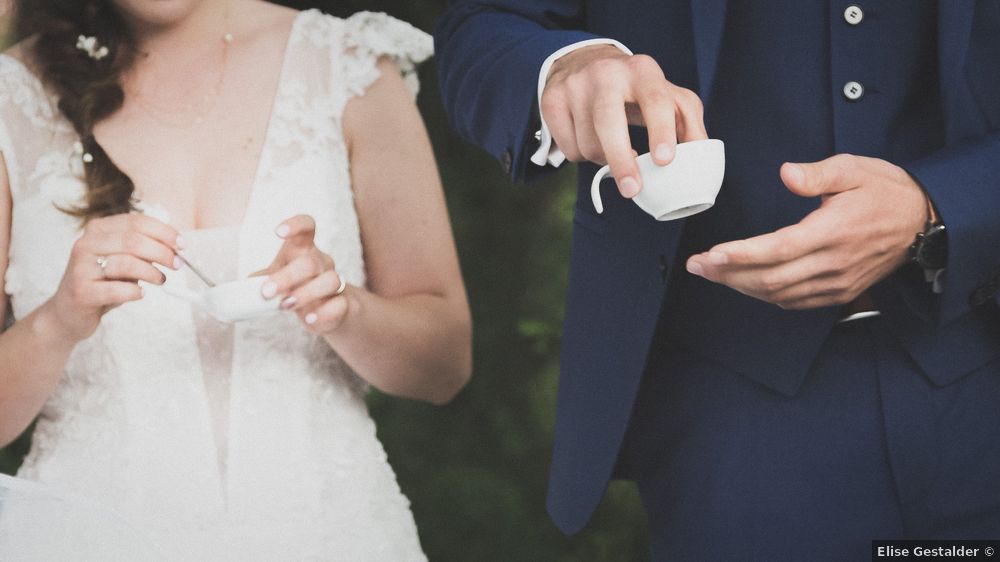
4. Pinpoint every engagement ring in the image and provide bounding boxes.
[96,256,109,277]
